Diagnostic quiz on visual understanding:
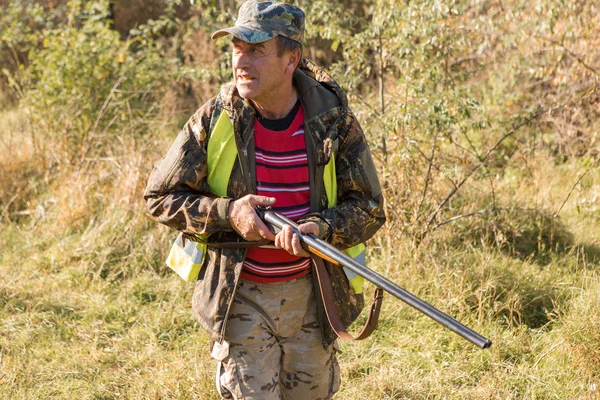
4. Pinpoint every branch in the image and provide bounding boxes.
[533,339,565,368]
[428,209,490,231]
[419,106,551,241]
[533,35,599,77]
[554,158,599,217]
[417,129,440,218]
[354,96,441,167]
